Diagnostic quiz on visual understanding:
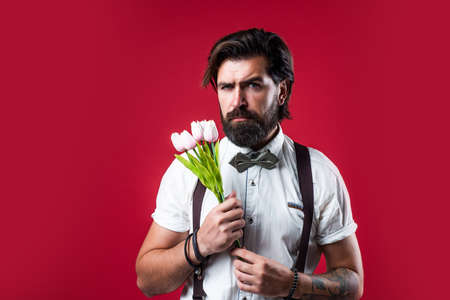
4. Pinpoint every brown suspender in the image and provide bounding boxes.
[192,181,207,300]
[191,142,314,299]
[293,142,314,273]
